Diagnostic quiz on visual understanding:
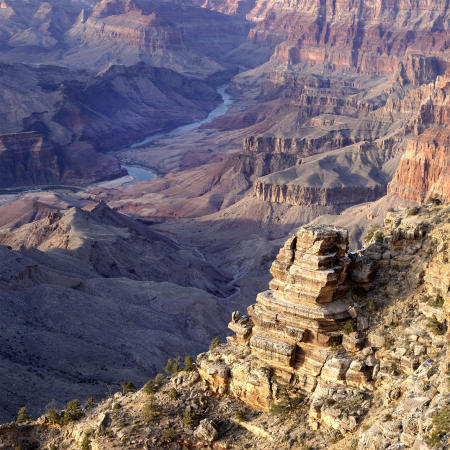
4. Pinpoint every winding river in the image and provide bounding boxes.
[120,84,233,185]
